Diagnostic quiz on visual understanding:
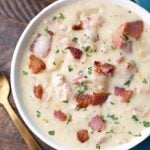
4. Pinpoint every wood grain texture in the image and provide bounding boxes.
[0,0,56,149]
